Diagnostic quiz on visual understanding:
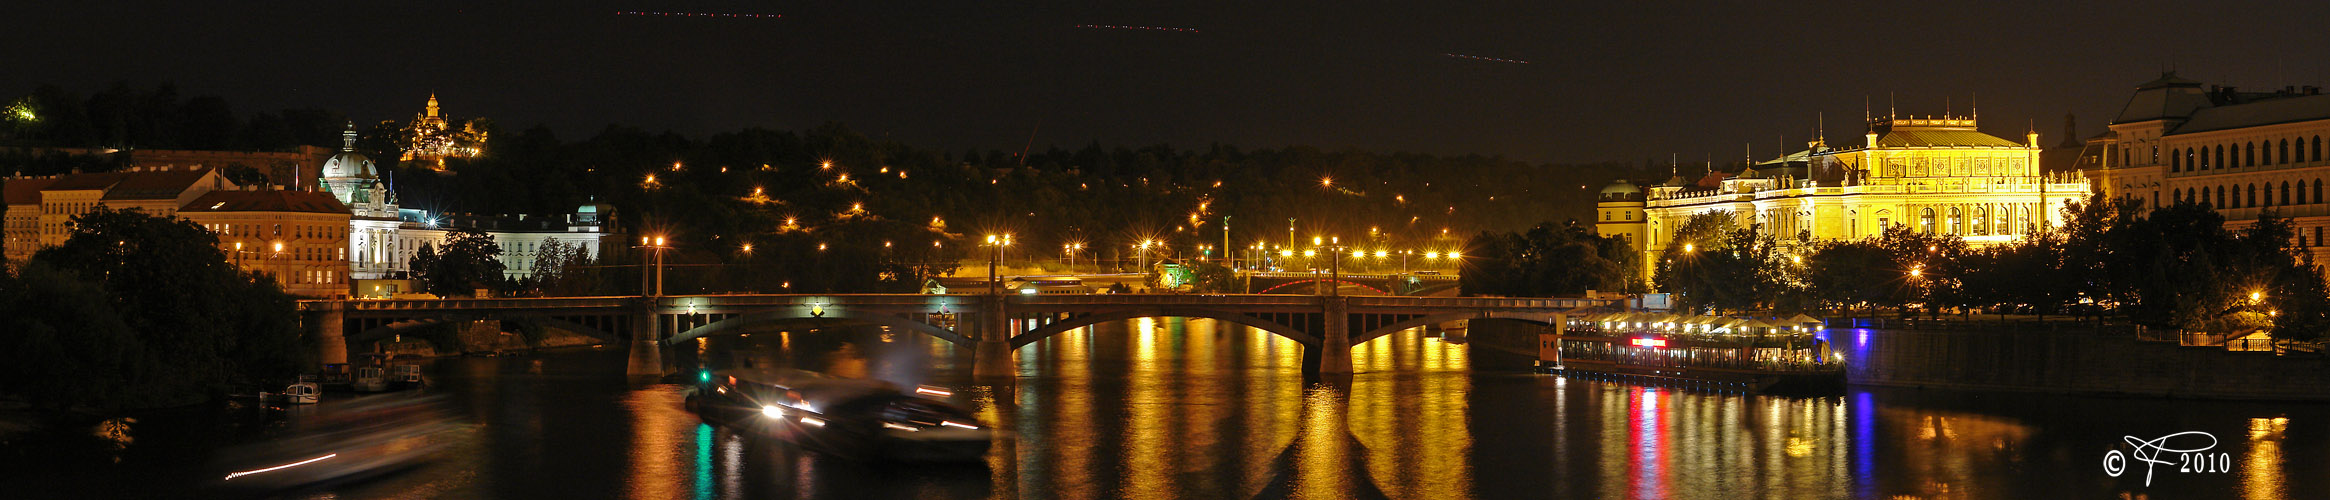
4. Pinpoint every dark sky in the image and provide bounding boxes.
[7,1,2328,164]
